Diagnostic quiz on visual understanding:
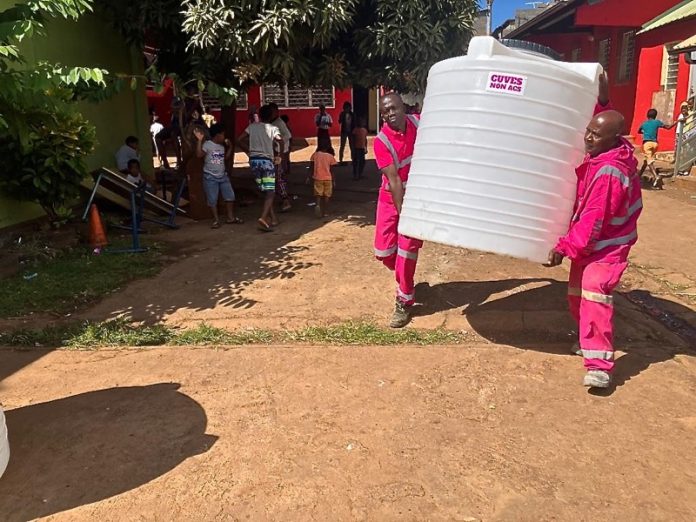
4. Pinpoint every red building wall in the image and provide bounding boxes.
[630,17,696,149]
[147,83,352,139]
[528,27,638,125]
[576,0,684,28]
